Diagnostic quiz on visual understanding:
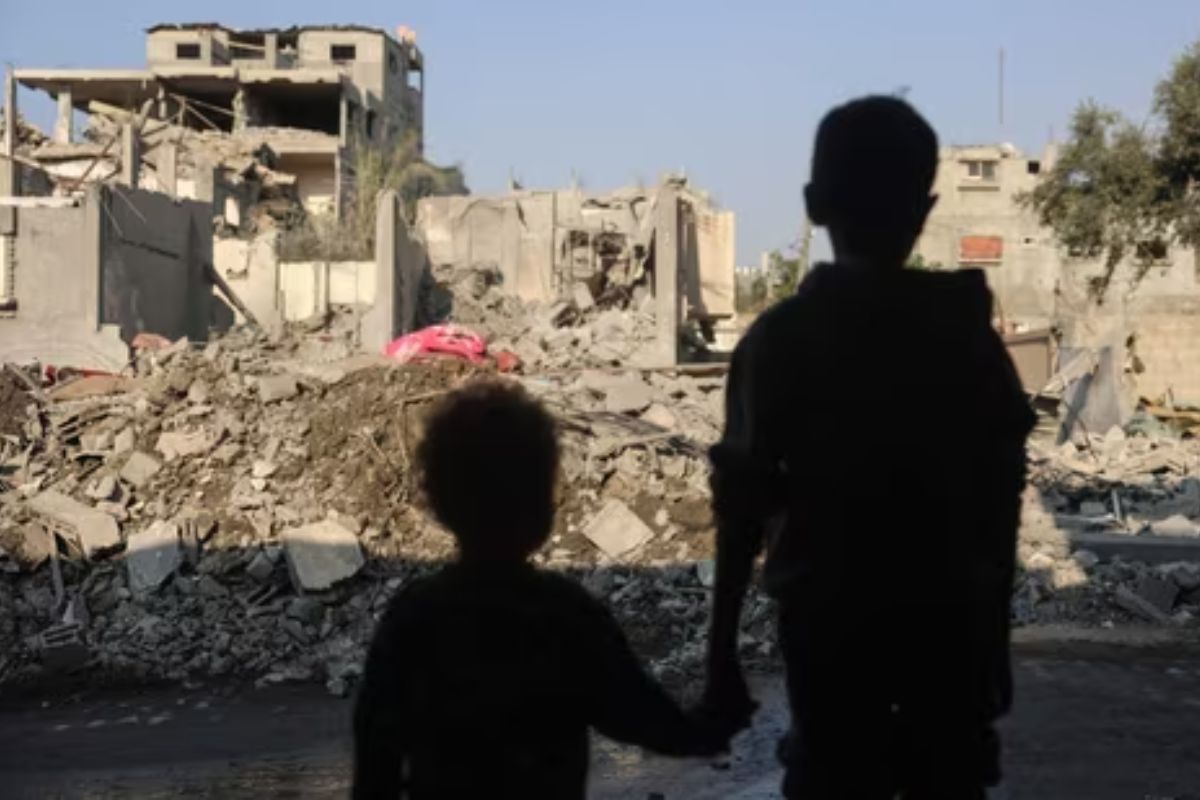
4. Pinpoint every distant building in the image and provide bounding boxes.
[15,23,425,216]
[912,142,1200,405]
